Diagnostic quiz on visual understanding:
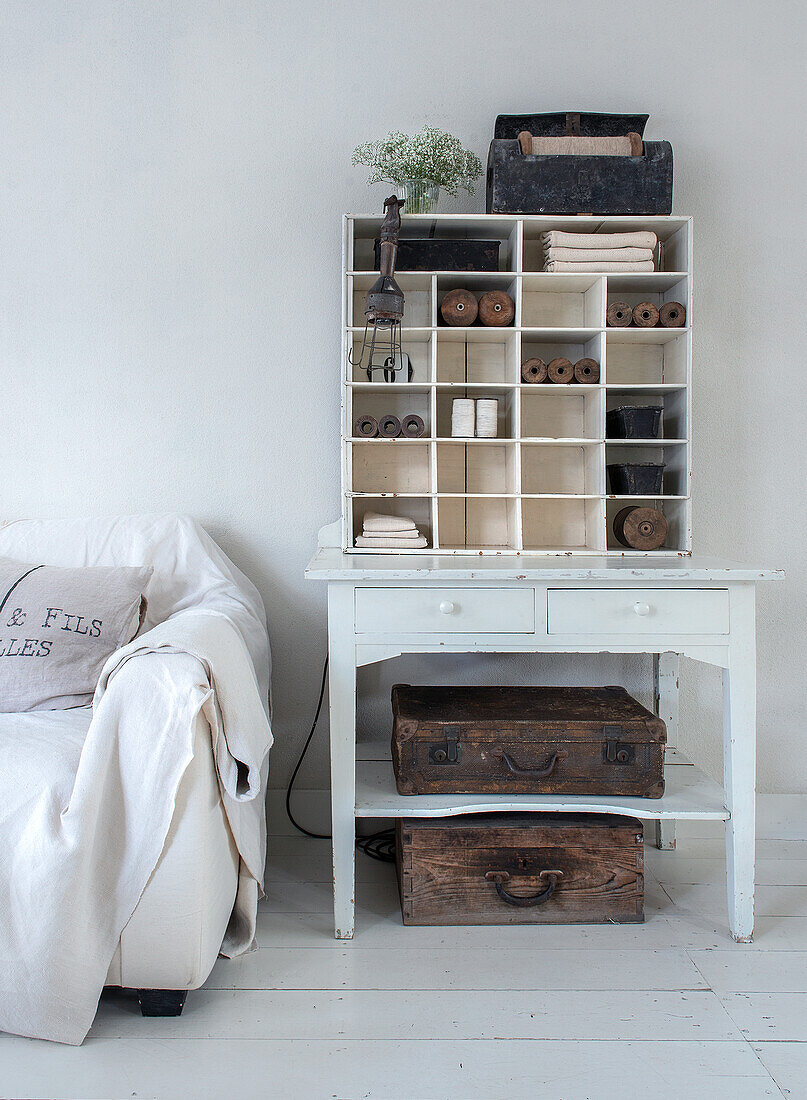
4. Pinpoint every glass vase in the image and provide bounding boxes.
[397,180,439,214]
